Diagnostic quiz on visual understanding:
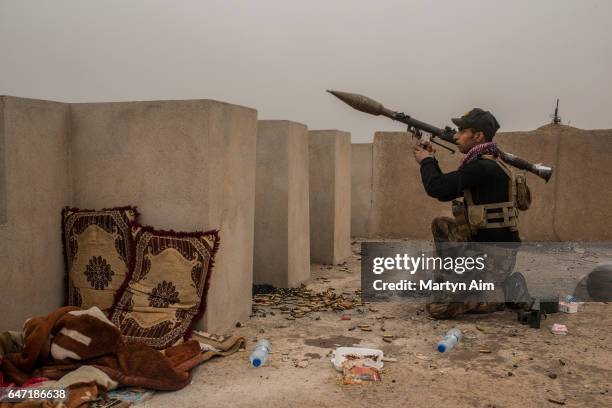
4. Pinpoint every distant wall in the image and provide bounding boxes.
[554,127,612,240]
[370,132,457,239]
[494,126,561,240]
[364,125,612,241]
[0,96,71,331]
[351,143,372,238]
